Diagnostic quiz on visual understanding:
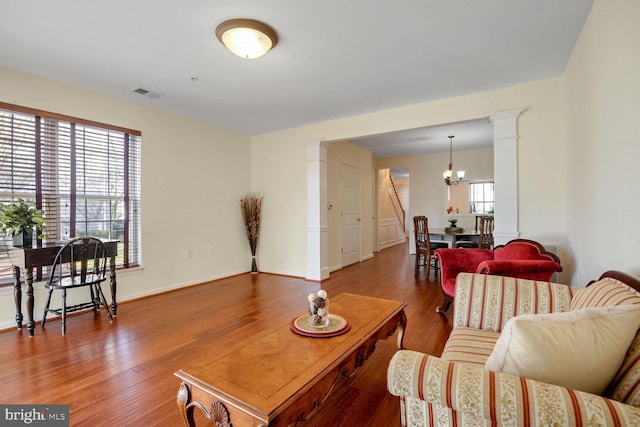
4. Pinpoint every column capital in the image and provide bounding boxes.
[305,140,327,162]
[304,139,328,147]
[489,109,525,123]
